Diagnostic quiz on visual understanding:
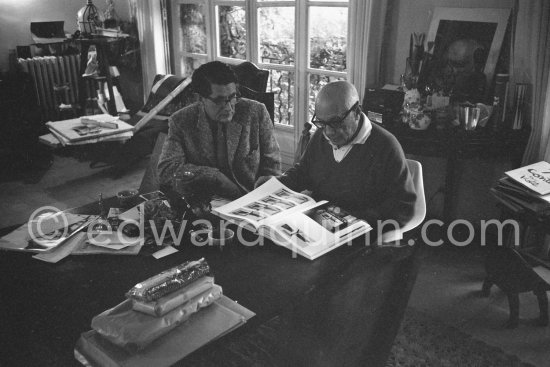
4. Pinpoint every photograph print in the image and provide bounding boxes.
[273,189,309,205]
